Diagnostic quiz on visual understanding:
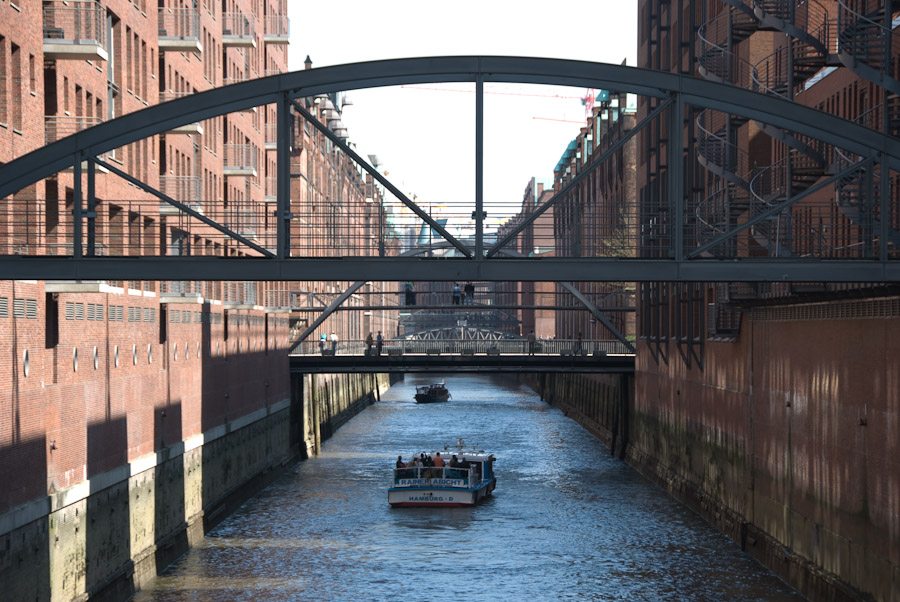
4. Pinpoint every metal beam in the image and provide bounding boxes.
[475,74,484,259]
[559,282,636,353]
[669,94,685,262]
[276,93,291,259]
[288,304,635,312]
[93,157,275,257]
[86,158,96,257]
[72,153,82,260]
[289,354,636,375]
[880,153,891,262]
[487,97,672,257]
[1,257,900,282]
[289,98,471,257]
[687,157,874,258]
[288,281,367,351]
